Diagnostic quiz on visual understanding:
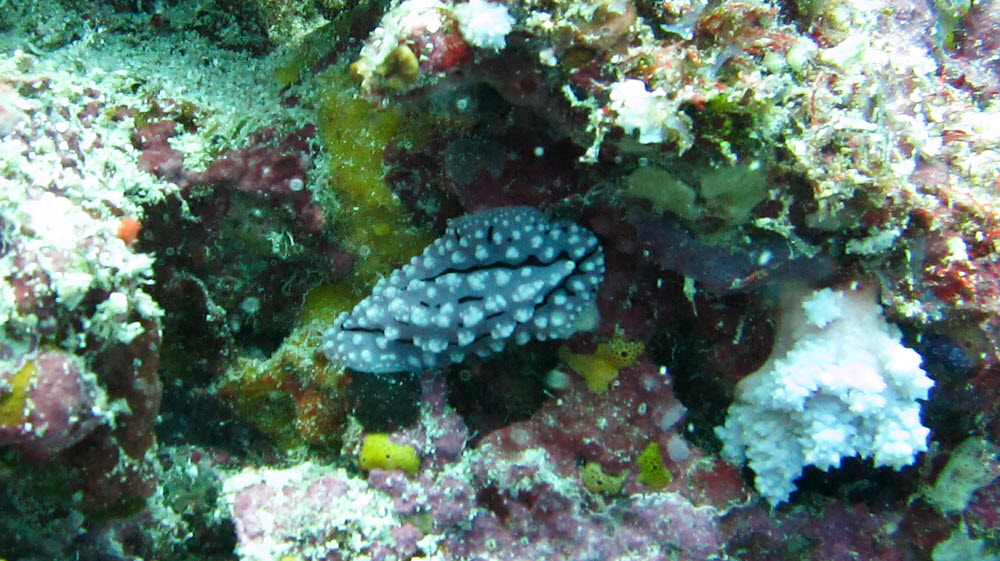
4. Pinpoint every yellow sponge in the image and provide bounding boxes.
[580,462,626,495]
[0,360,34,428]
[359,433,420,475]
[560,331,644,393]
[635,442,672,489]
